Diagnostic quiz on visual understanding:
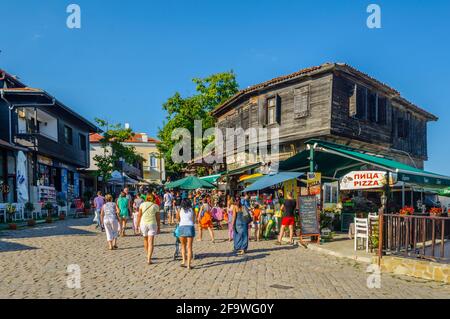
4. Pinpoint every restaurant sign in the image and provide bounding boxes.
[340,171,397,190]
